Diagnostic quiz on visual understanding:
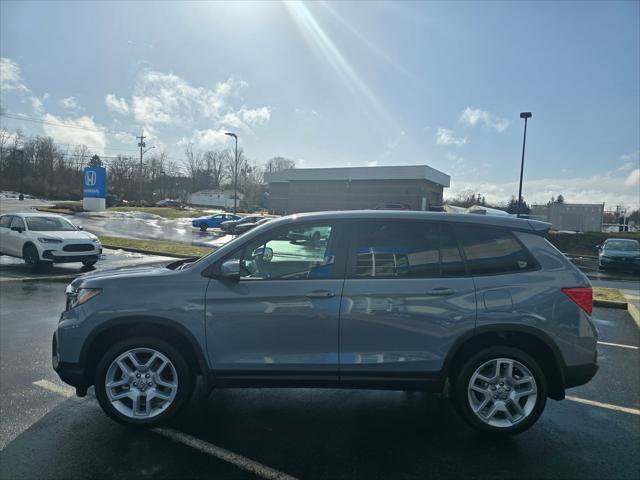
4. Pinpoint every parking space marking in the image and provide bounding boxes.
[153,427,299,480]
[33,379,74,398]
[566,396,640,416]
[597,341,639,350]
